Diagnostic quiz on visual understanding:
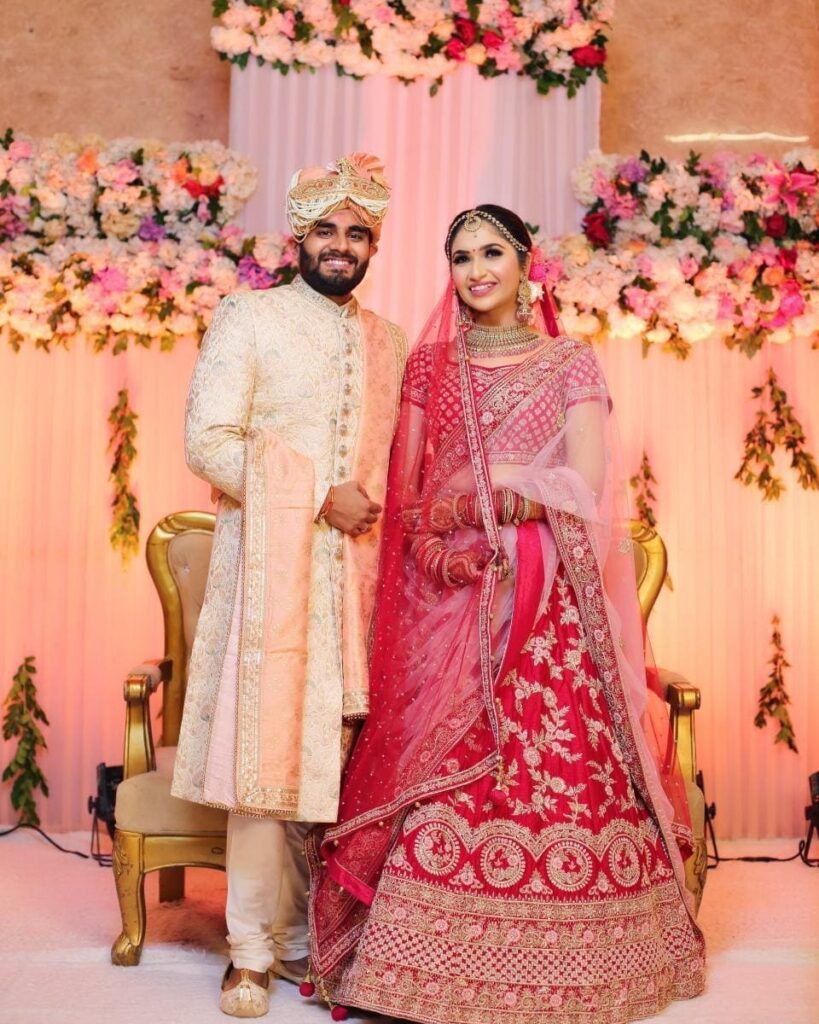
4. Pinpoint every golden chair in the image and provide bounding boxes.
[110,513,704,967]
[111,511,226,966]
[630,521,707,913]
